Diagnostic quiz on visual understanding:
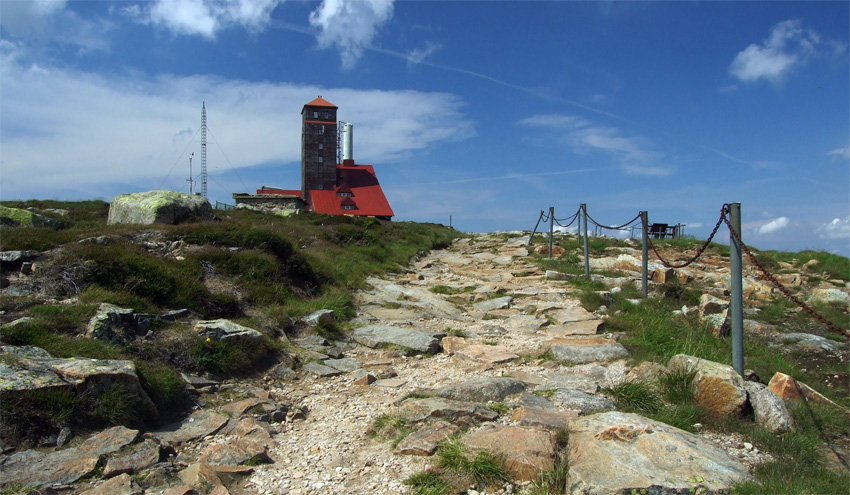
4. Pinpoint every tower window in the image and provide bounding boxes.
[313,111,319,118]
[324,111,329,119]
[318,143,323,150]
[319,126,325,135]
[318,156,323,163]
